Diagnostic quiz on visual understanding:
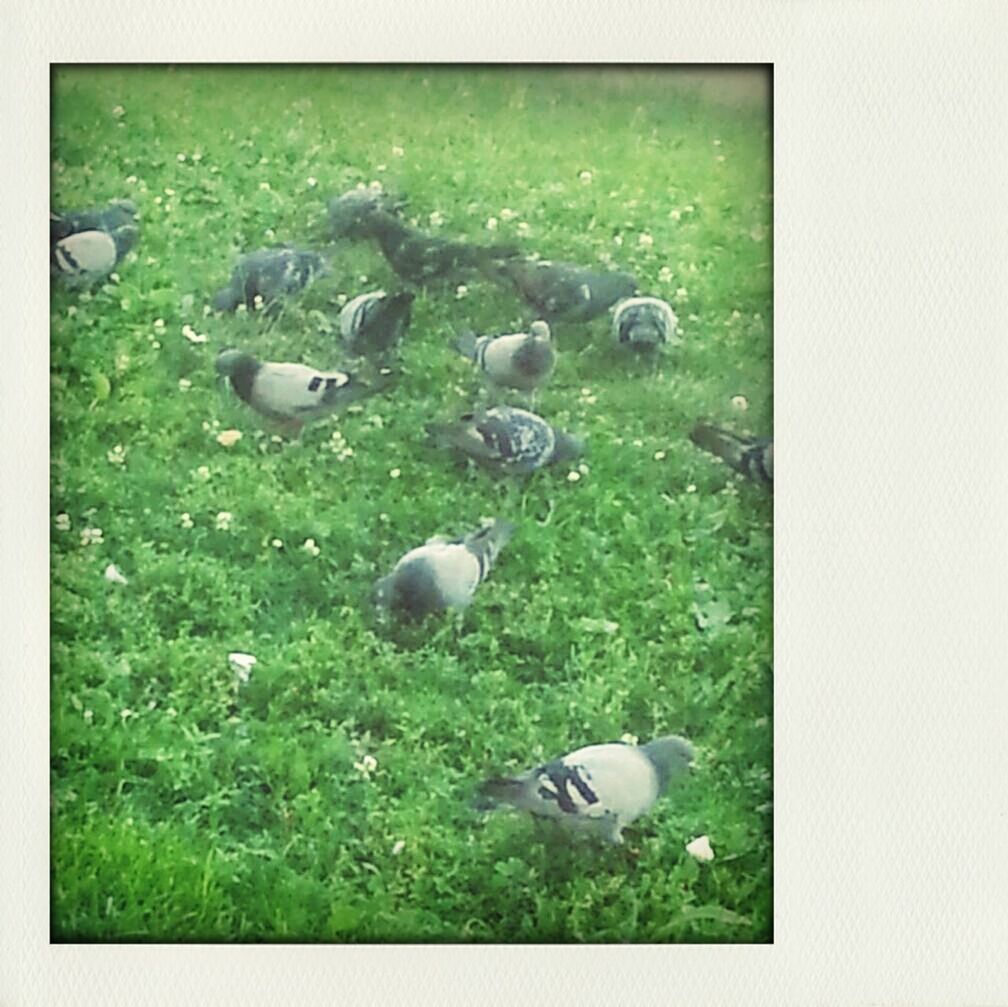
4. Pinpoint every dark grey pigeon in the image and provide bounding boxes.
[486,257,637,322]
[611,296,679,352]
[339,289,414,358]
[345,208,521,286]
[50,199,139,285]
[372,518,515,620]
[211,247,328,314]
[475,735,694,845]
[454,320,555,397]
[215,348,376,438]
[426,406,584,475]
[327,187,405,237]
[690,423,773,488]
